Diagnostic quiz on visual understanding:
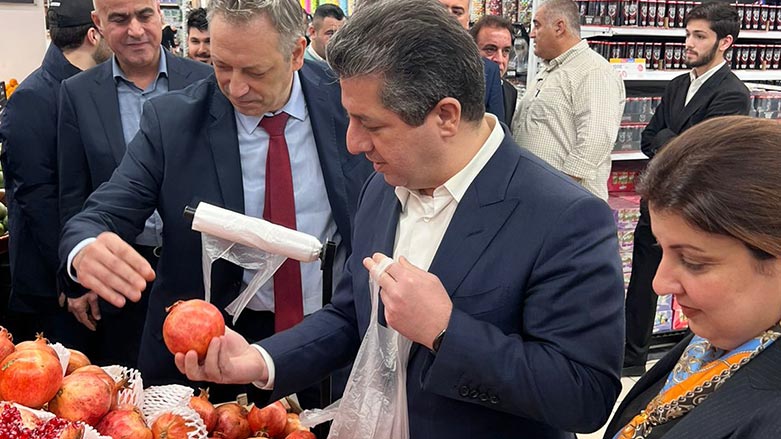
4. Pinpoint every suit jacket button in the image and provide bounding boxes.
[490,395,500,404]
[459,386,470,397]
[479,393,489,402]
[469,390,479,399]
